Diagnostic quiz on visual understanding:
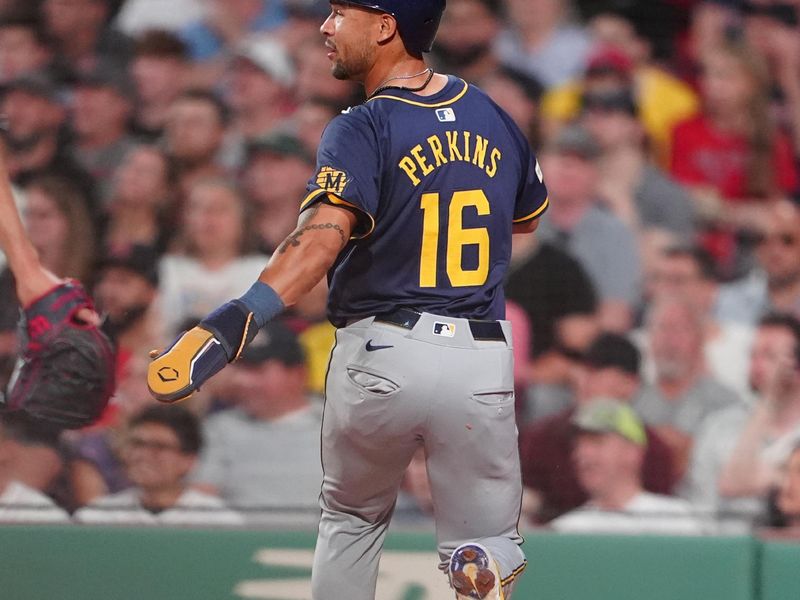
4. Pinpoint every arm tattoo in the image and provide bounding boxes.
[278,222,347,254]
